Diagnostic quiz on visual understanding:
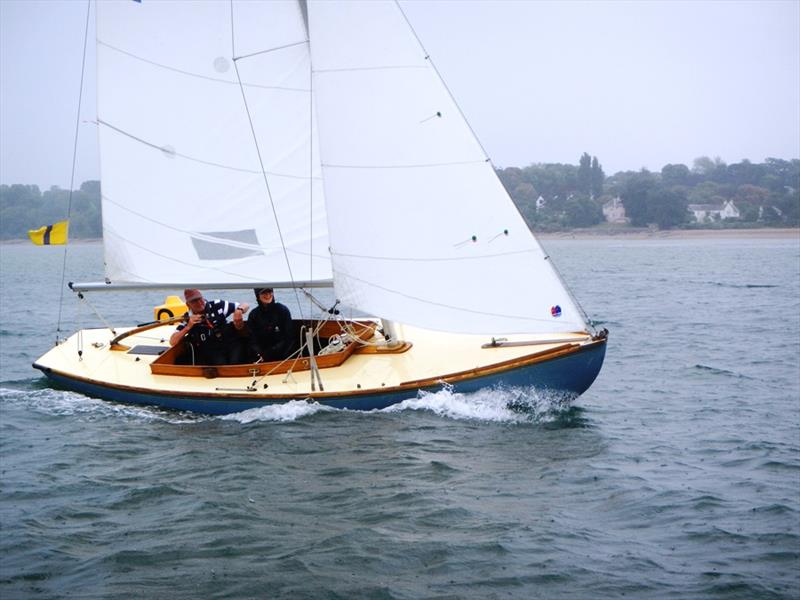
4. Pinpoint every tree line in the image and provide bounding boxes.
[1,155,798,240]
[0,181,101,240]
[497,155,799,230]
